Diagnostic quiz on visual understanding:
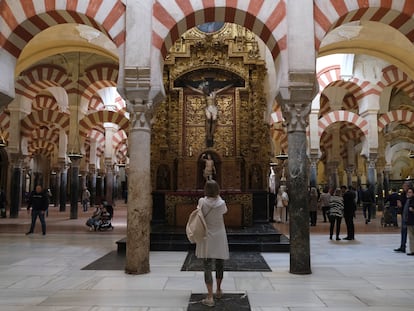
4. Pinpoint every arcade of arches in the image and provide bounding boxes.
[1,1,414,275]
